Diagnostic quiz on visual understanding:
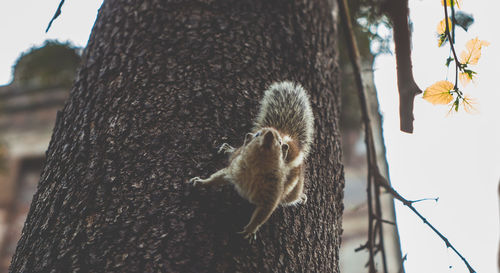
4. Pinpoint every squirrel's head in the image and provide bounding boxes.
[244,128,289,160]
